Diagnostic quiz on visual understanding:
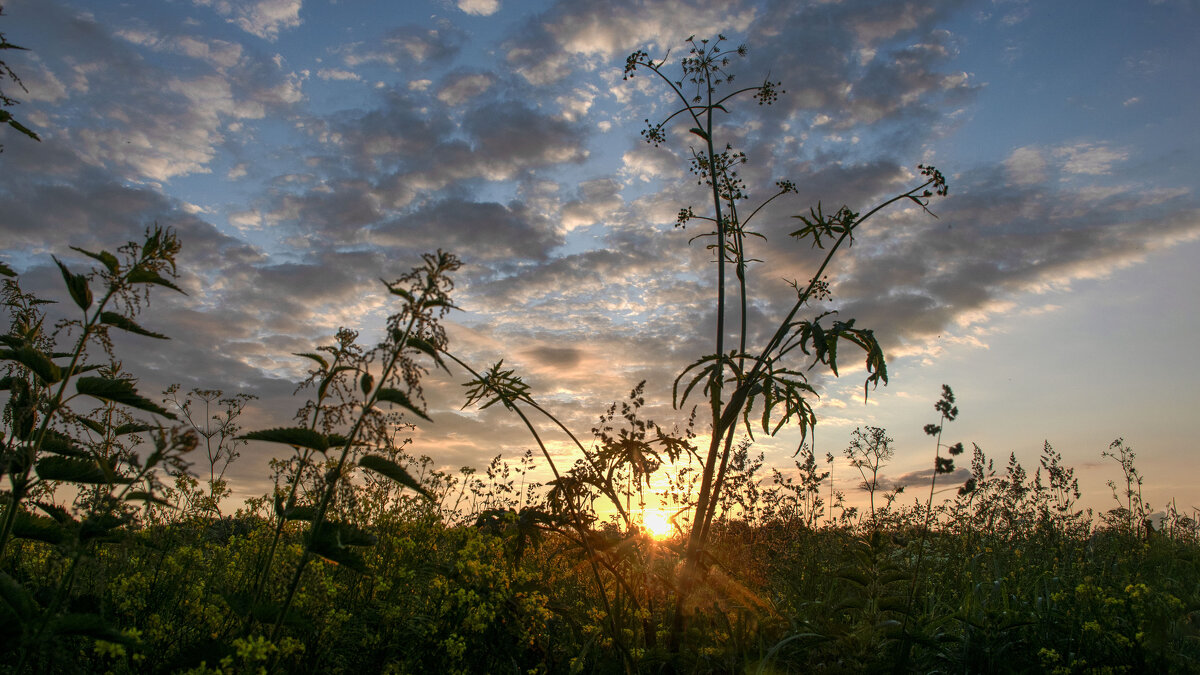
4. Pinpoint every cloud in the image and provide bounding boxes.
[621,145,682,183]
[818,160,1200,359]
[1004,146,1047,185]
[192,0,302,41]
[8,55,68,102]
[339,23,466,67]
[115,26,244,71]
[457,0,500,16]
[317,67,361,81]
[560,178,623,231]
[504,0,756,84]
[7,1,304,183]
[436,71,495,106]
[5,0,1199,500]
[885,466,972,491]
[369,198,563,262]
[1055,143,1128,176]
